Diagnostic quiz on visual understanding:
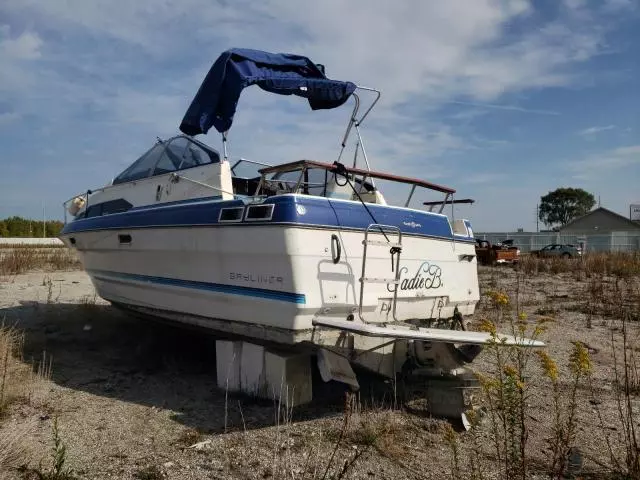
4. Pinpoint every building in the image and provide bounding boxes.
[559,207,640,234]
